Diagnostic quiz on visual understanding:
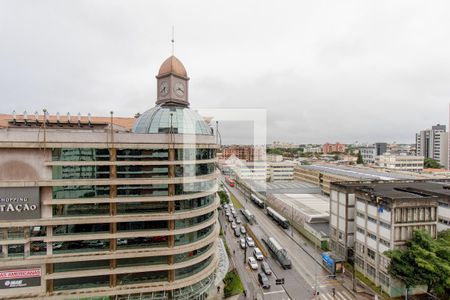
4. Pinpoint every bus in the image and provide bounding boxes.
[240,208,255,224]
[250,194,264,208]
[266,207,289,229]
[264,237,292,269]
[225,176,235,187]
